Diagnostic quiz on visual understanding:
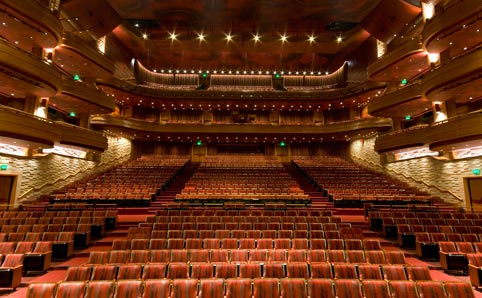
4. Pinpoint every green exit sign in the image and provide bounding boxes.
[0,164,7,170]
